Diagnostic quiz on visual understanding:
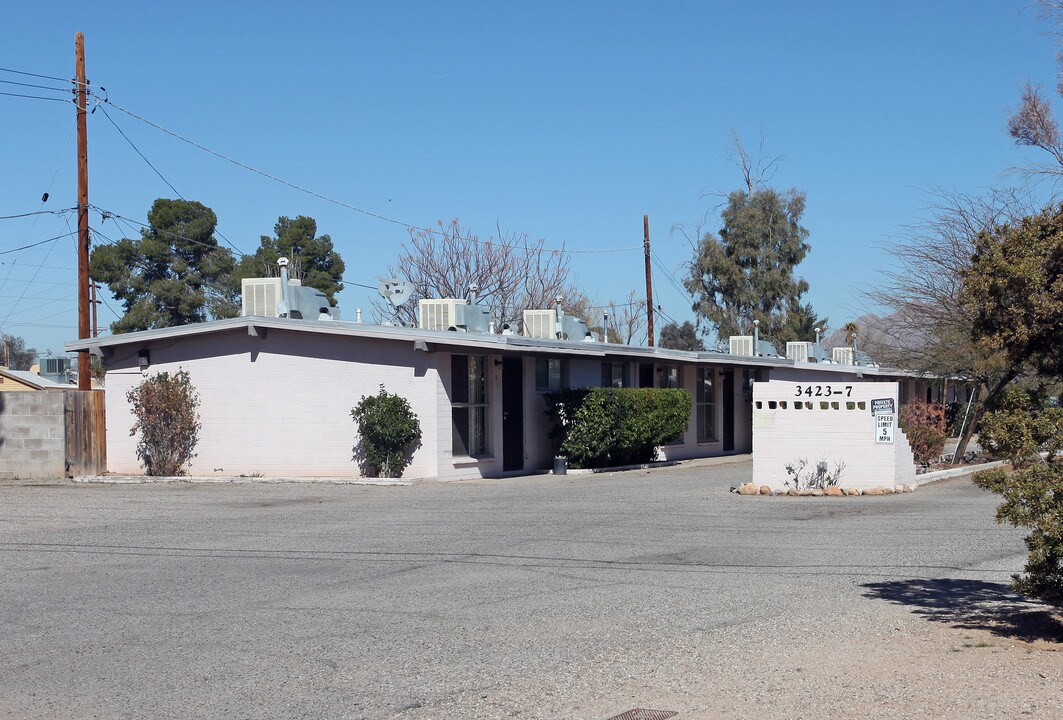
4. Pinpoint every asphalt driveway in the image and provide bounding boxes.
[0,462,1059,719]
